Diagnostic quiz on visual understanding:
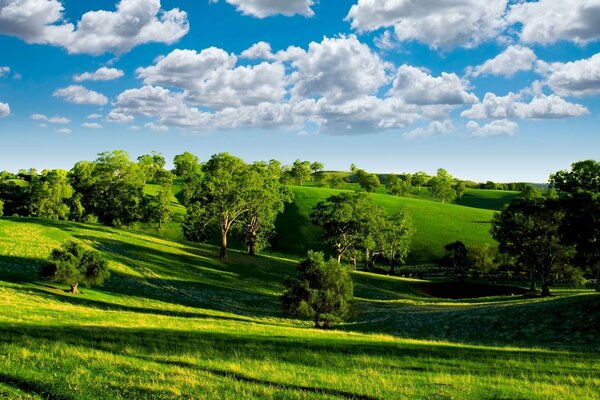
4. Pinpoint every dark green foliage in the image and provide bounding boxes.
[382,211,414,273]
[443,241,468,280]
[281,251,353,329]
[182,202,214,242]
[40,241,110,293]
[492,198,573,296]
[550,160,600,194]
[0,199,3,216]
